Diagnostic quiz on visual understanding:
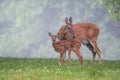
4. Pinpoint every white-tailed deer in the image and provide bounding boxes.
[48,32,82,65]
[57,17,101,64]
